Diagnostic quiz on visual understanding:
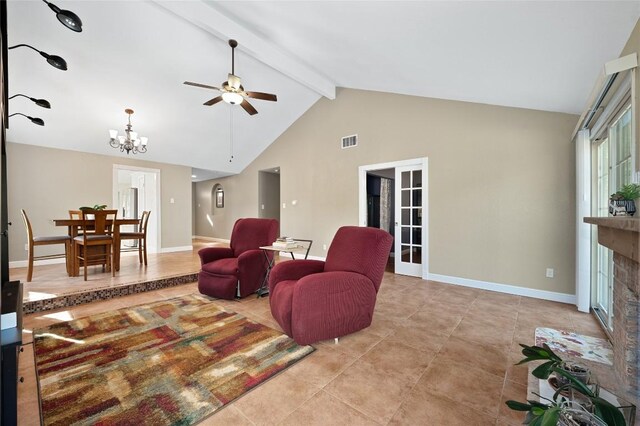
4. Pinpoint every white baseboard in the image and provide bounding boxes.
[277,253,326,261]
[427,273,576,305]
[10,258,66,268]
[193,235,230,243]
[160,246,193,253]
